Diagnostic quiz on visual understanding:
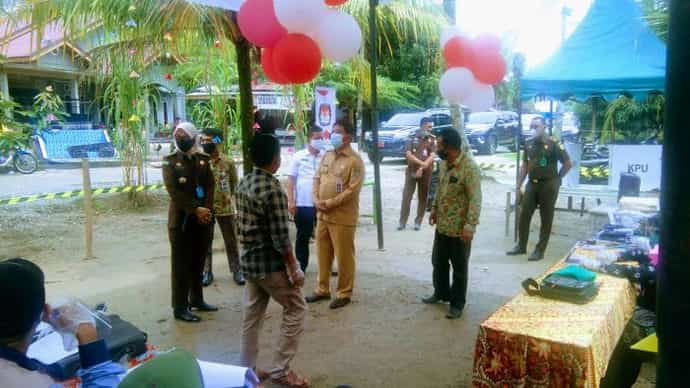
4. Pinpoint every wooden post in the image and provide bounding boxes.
[505,191,512,237]
[82,159,94,259]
